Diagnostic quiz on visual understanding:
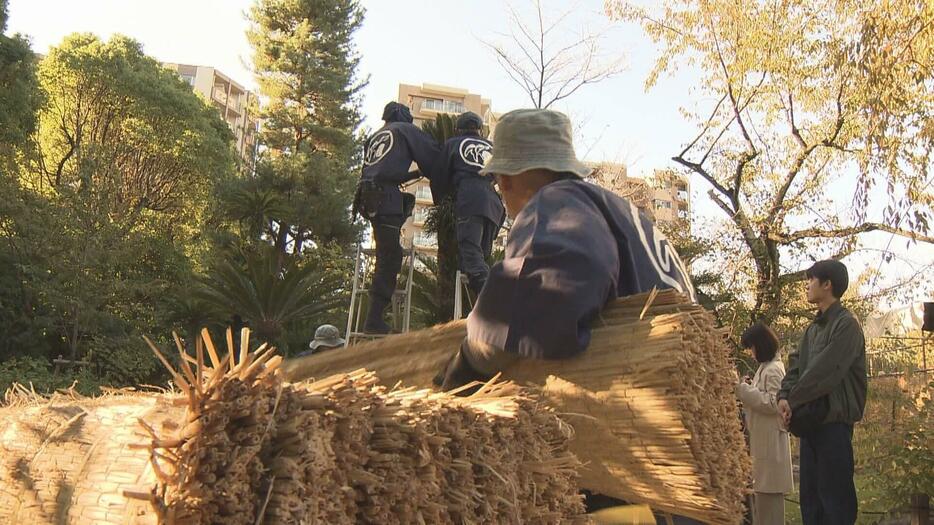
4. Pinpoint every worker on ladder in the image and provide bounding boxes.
[352,102,439,334]
[430,112,505,297]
